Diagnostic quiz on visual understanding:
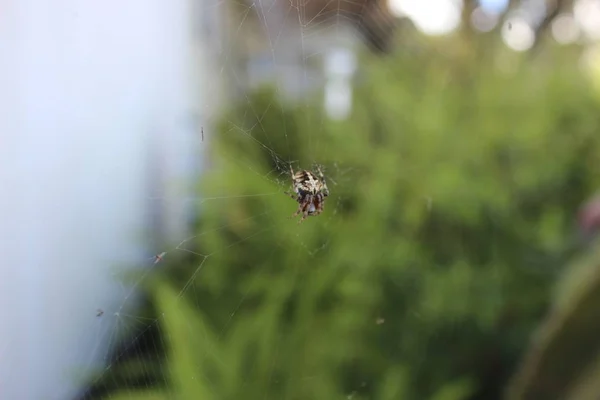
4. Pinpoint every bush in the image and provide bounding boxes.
[90,41,600,400]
